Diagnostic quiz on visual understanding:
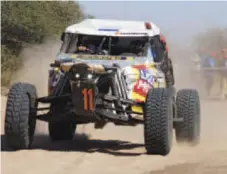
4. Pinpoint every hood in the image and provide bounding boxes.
[60,62,105,73]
